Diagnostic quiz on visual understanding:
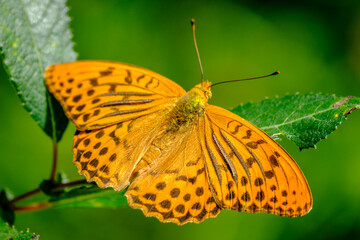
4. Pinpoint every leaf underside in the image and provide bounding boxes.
[232,93,360,149]
[0,0,77,141]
